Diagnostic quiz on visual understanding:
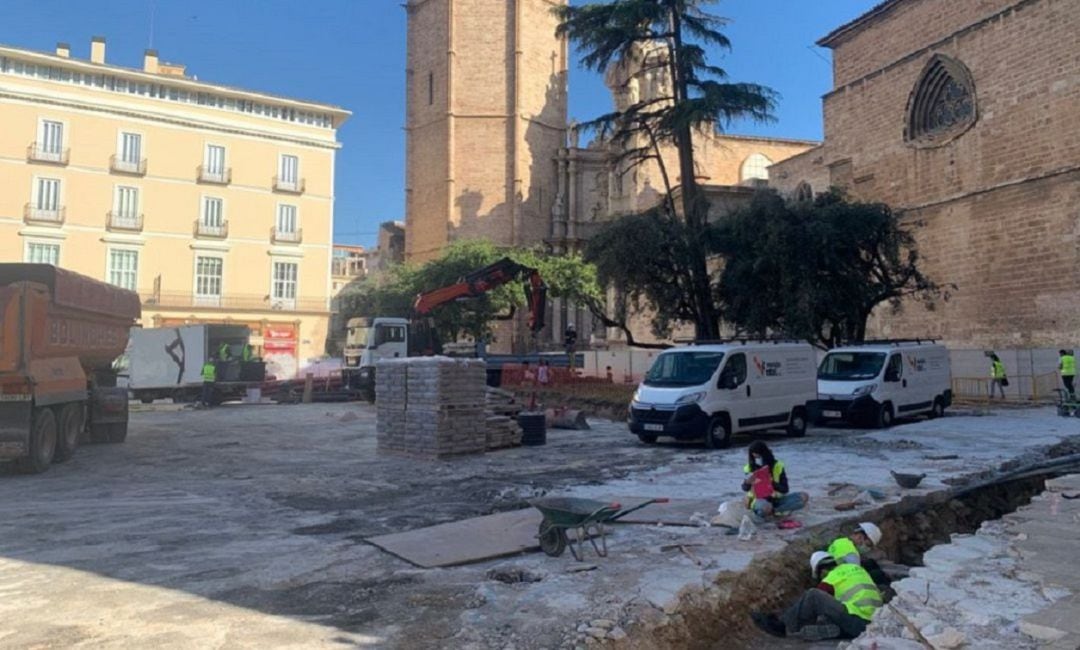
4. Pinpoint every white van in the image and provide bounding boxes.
[812,341,952,428]
[628,341,818,448]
